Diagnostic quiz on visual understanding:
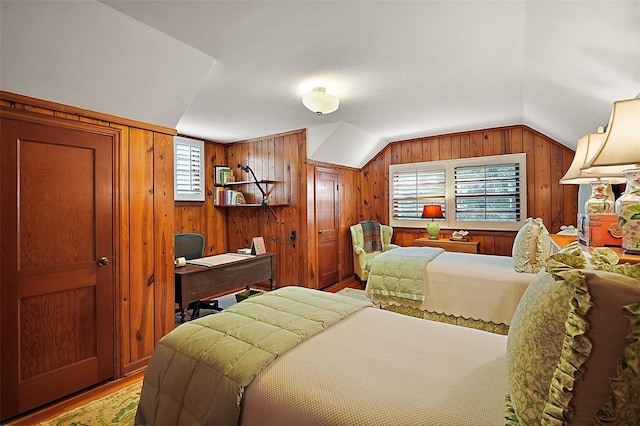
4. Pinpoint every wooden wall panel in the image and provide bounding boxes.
[223,130,308,288]
[175,141,227,255]
[126,128,156,363]
[153,132,176,343]
[359,125,578,256]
